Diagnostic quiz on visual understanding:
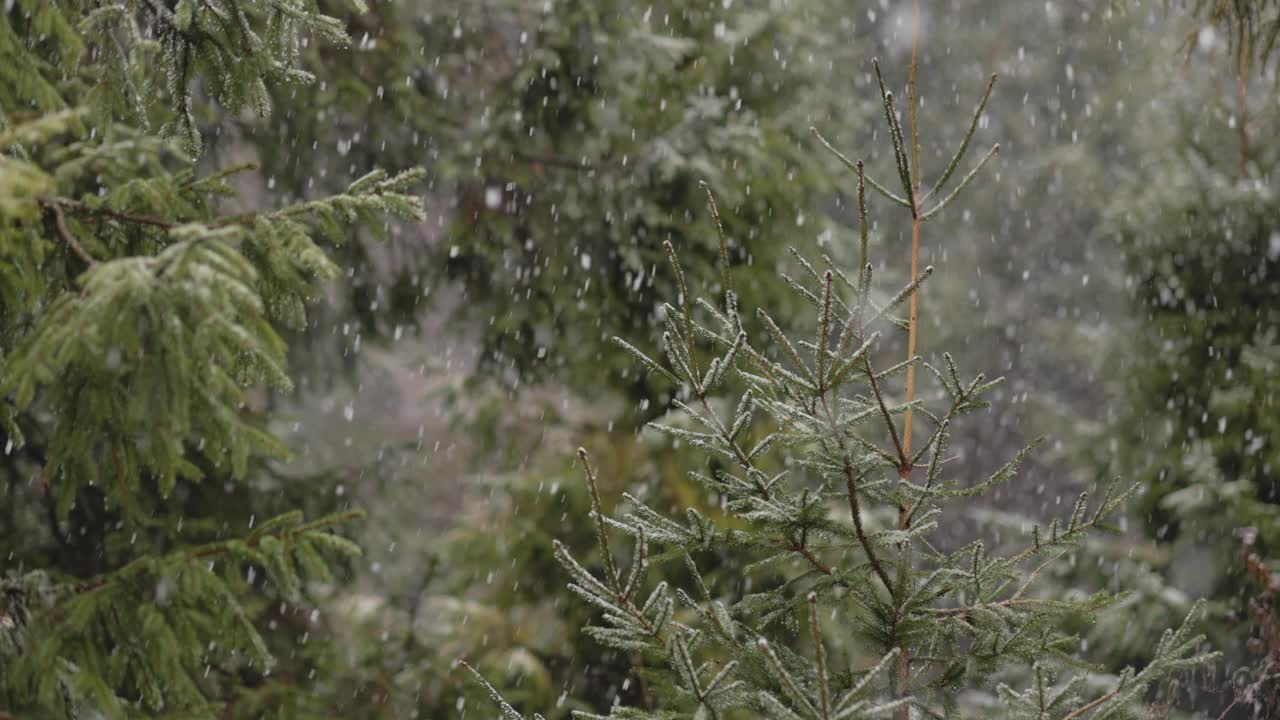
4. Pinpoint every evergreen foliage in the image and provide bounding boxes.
[1117,163,1279,555]
[1103,1,1280,711]
[1,2,1263,717]
[1,1,421,716]
[392,8,1191,713]
[2,511,360,717]
[473,55,1216,719]
[436,0,838,395]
